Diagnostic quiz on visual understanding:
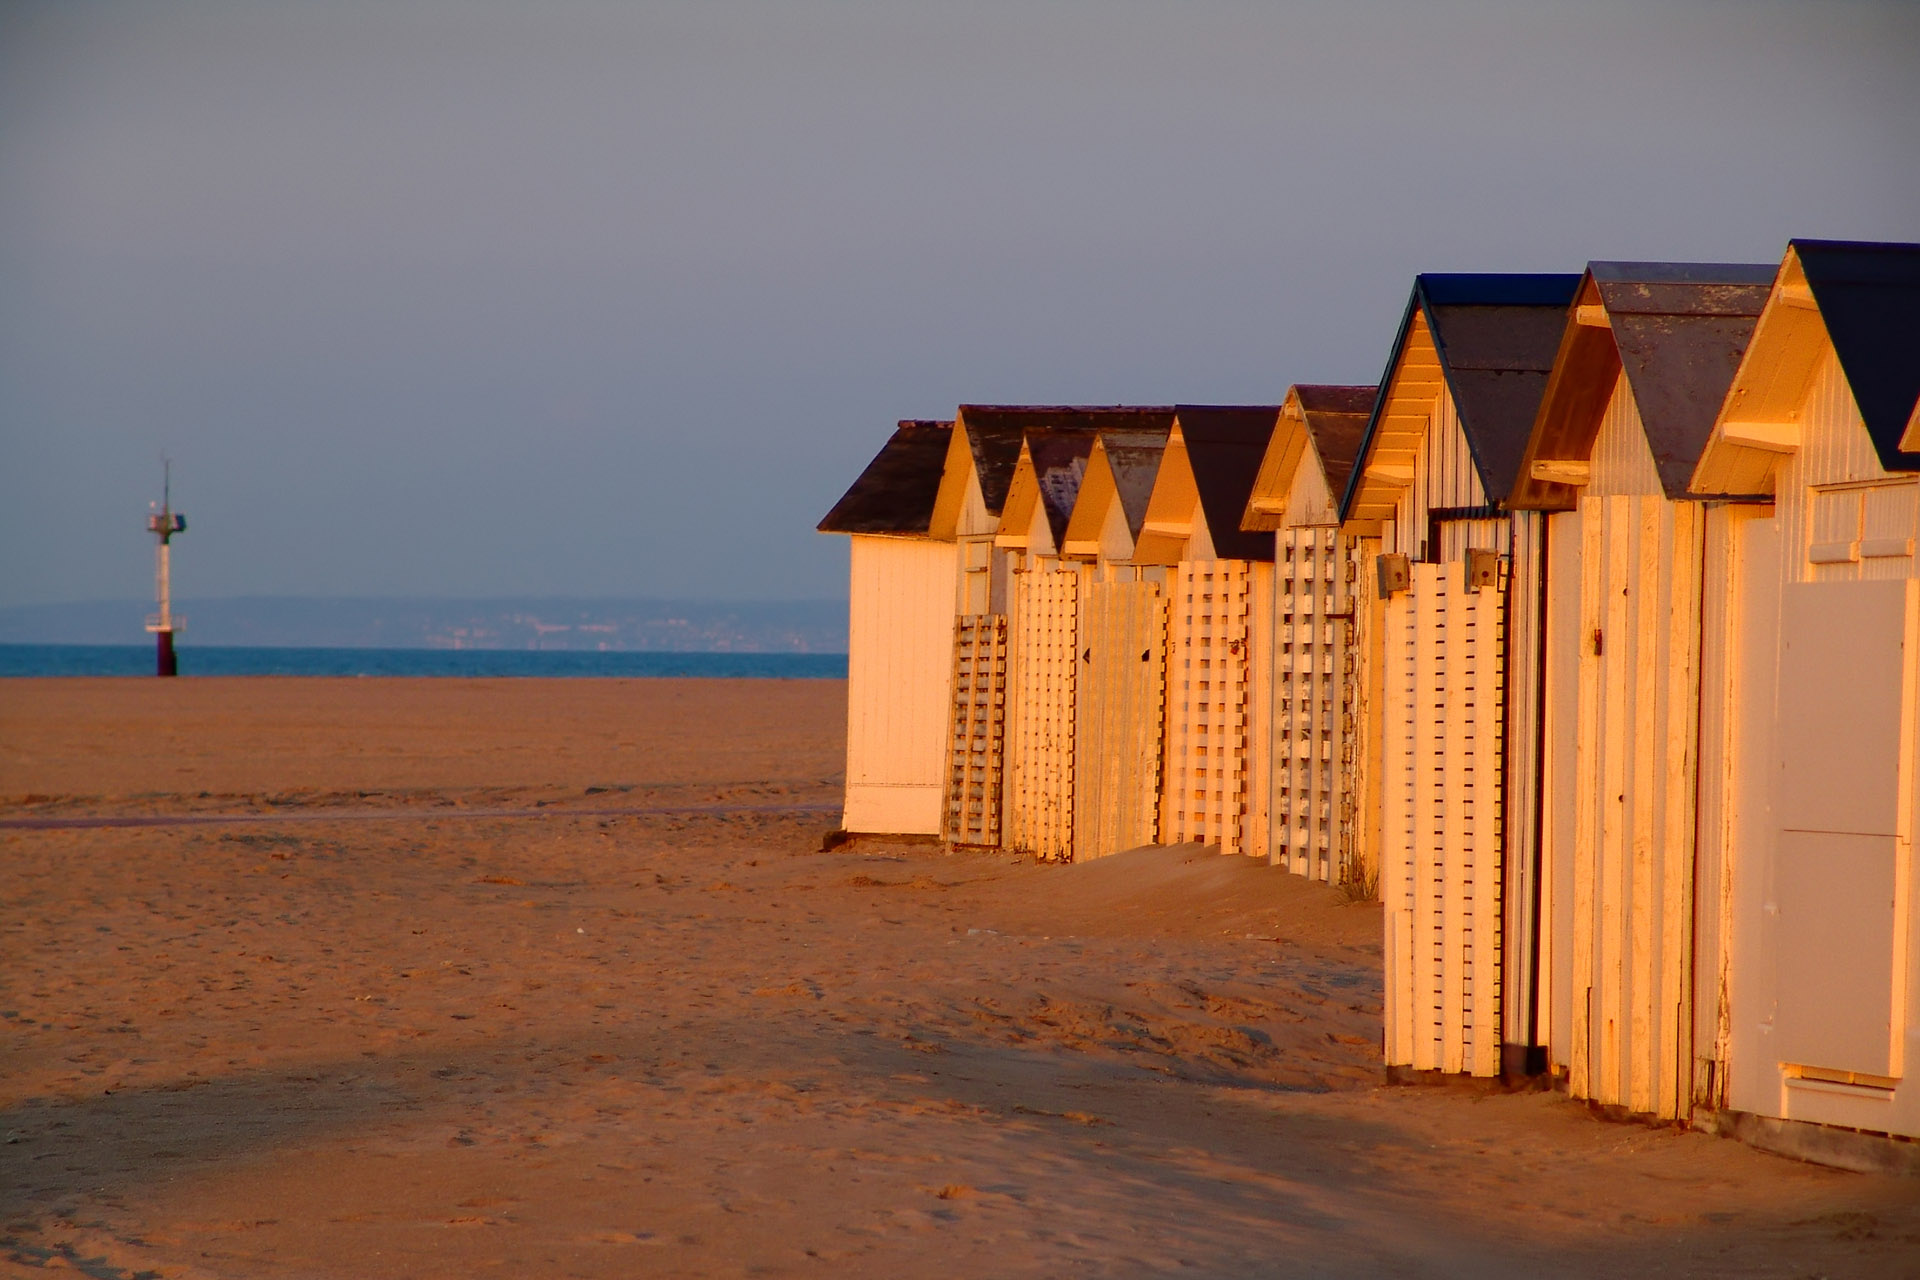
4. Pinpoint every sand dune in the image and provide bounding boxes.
[2,679,1915,1277]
